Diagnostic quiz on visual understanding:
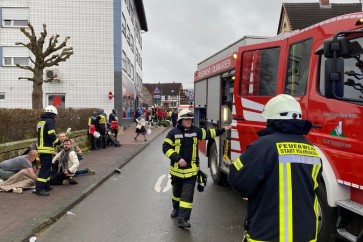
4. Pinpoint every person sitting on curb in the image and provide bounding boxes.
[55,132,95,176]
[56,132,83,160]
[50,139,79,185]
[0,150,39,182]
